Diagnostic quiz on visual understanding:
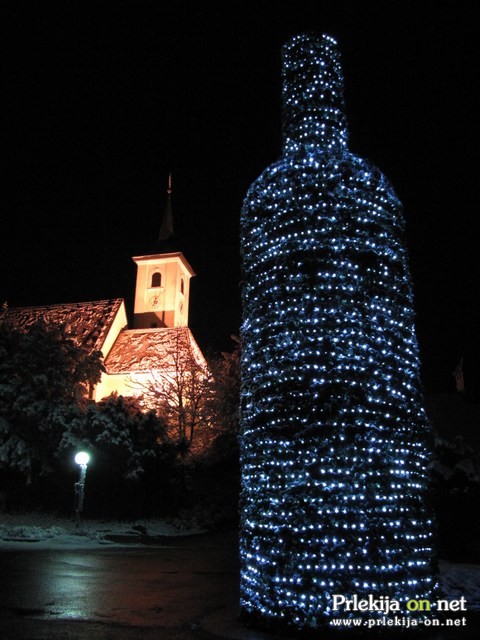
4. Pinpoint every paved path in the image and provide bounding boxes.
[0,530,479,640]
